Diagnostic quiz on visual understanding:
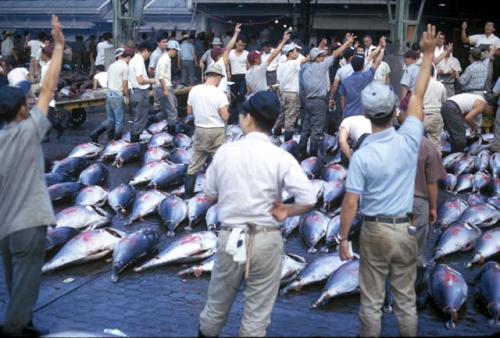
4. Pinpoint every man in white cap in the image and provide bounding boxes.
[155,40,181,135]
[272,42,309,141]
[184,63,229,198]
[90,47,134,142]
[199,37,223,77]
[297,34,355,159]
[338,24,437,337]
